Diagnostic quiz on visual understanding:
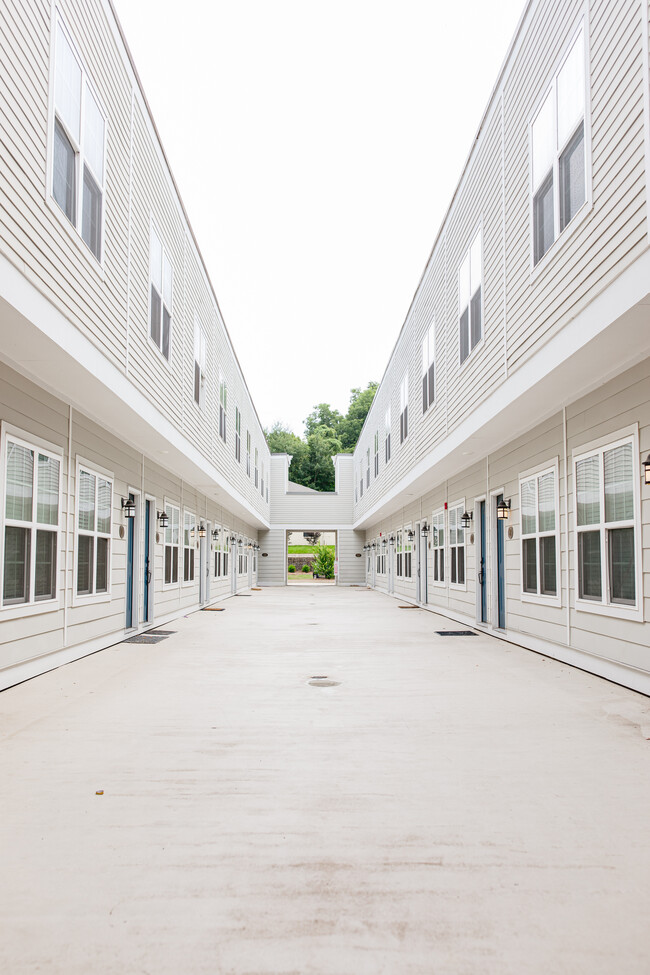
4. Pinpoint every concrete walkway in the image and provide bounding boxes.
[2,587,650,975]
